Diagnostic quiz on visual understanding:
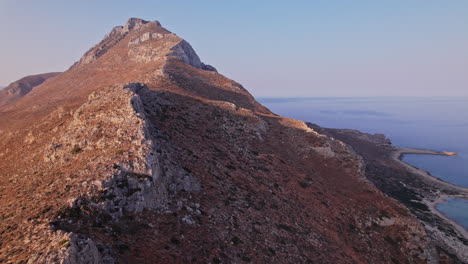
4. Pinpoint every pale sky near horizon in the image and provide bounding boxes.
[1,0,467,97]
